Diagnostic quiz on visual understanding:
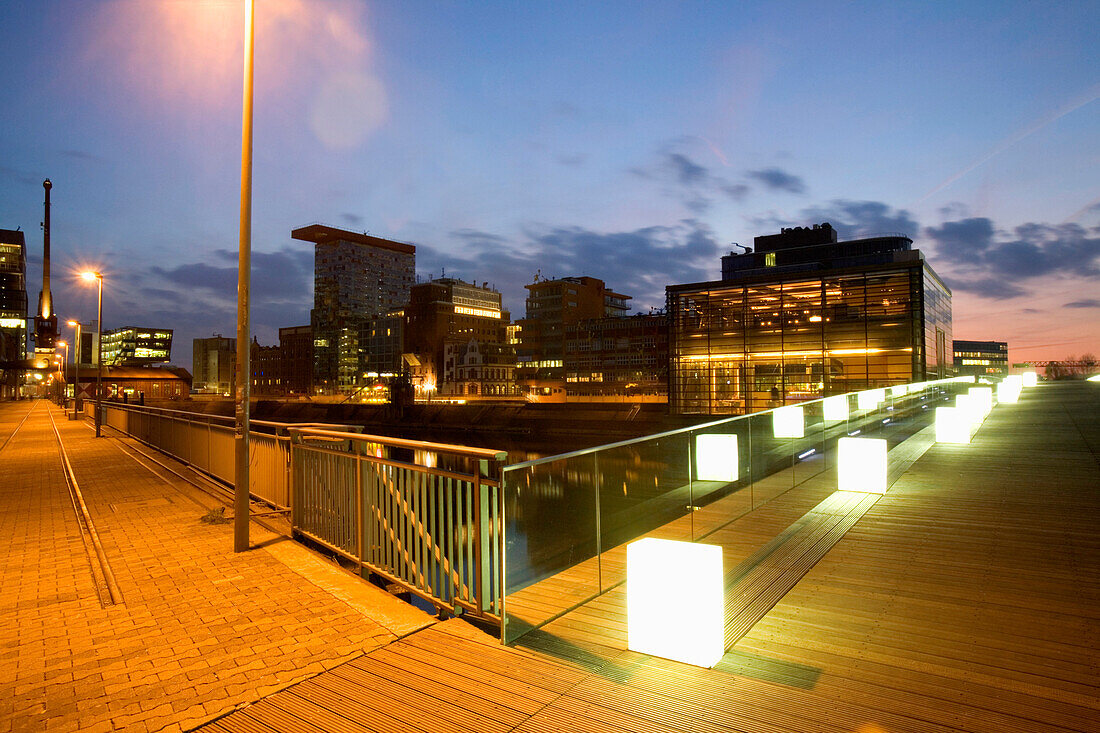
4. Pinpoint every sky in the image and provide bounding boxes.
[2,0,1098,368]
